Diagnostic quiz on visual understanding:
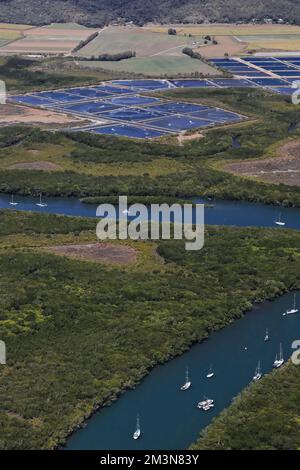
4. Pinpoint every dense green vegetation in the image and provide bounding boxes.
[182,47,202,60]
[0,57,92,92]
[96,50,136,61]
[1,0,300,26]
[192,362,300,450]
[0,210,300,449]
[72,31,99,53]
[1,88,300,206]
[0,56,138,92]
